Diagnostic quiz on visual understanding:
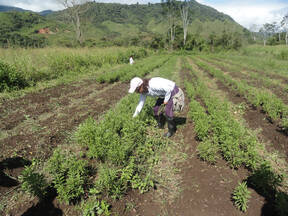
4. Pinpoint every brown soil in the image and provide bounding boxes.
[1,57,286,216]
[212,57,288,86]
[109,64,274,216]
[197,58,288,161]
[0,78,128,215]
[200,57,288,105]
